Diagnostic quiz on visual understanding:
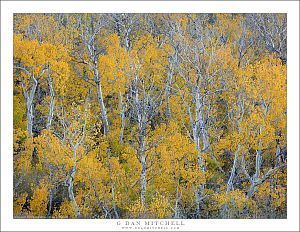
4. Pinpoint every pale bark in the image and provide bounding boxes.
[130,70,150,207]
[183,90,208,218]
[165,66,173,120]
[68,161,81,218]
[67,143,84,218]
[124,27,132,51]
[226,145,241,193]
[140,147,147,206]
[22,75,38,136]
[193,91,207,172]
[180,90,207,218]
[109,14,139,51]
[26,98,35,136]
[275,144,281,167]
[75,15,110,136]
[165,49,177,120]
[247,150,262,198]
[221,145,242,218]
[94,69,109,136]
[47,170,54,218]
[66,98,88,218]
[47,188,53,218]
[119,92,125,142]
[251,14,287,60]
[46,66,55,129]
[16,66,47,136]
[173,181,180,219]
[139,119,147,206]
[241,148,283,199]
[75,19,121,217]
[107,155,119,219]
